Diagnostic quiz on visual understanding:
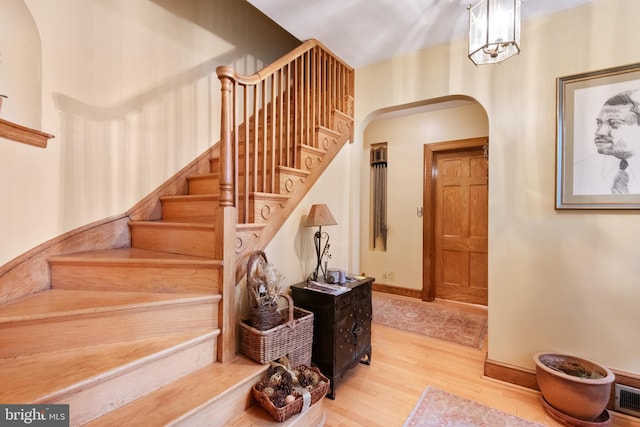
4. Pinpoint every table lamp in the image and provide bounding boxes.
[304,204,337,281]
